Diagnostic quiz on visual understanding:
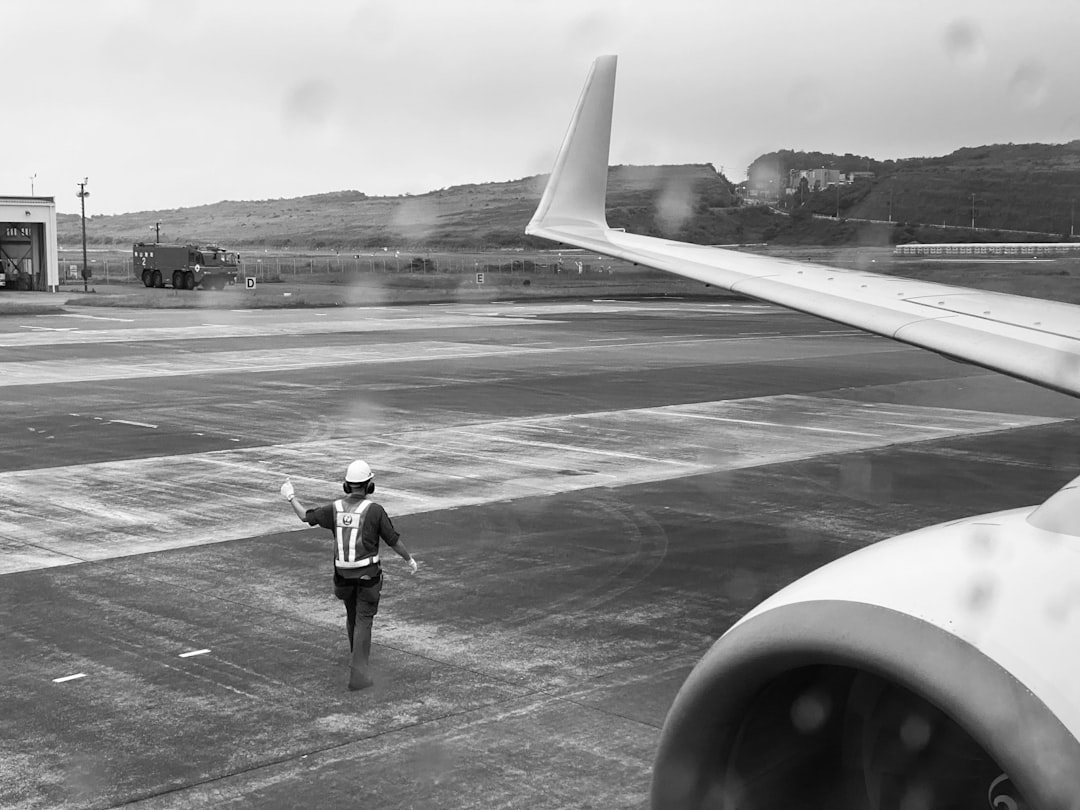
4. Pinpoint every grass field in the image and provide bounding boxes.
[38,245,1080,310]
